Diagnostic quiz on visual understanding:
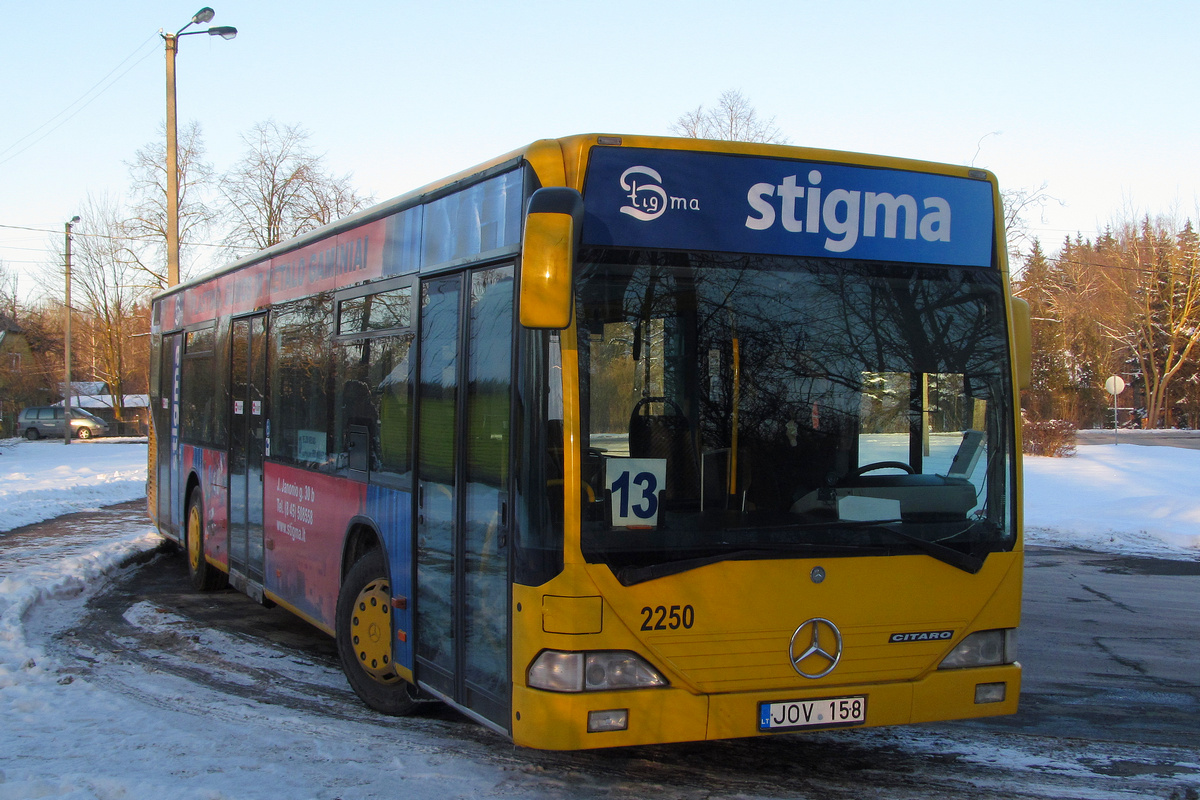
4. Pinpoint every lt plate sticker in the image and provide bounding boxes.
[606,457,666,528]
